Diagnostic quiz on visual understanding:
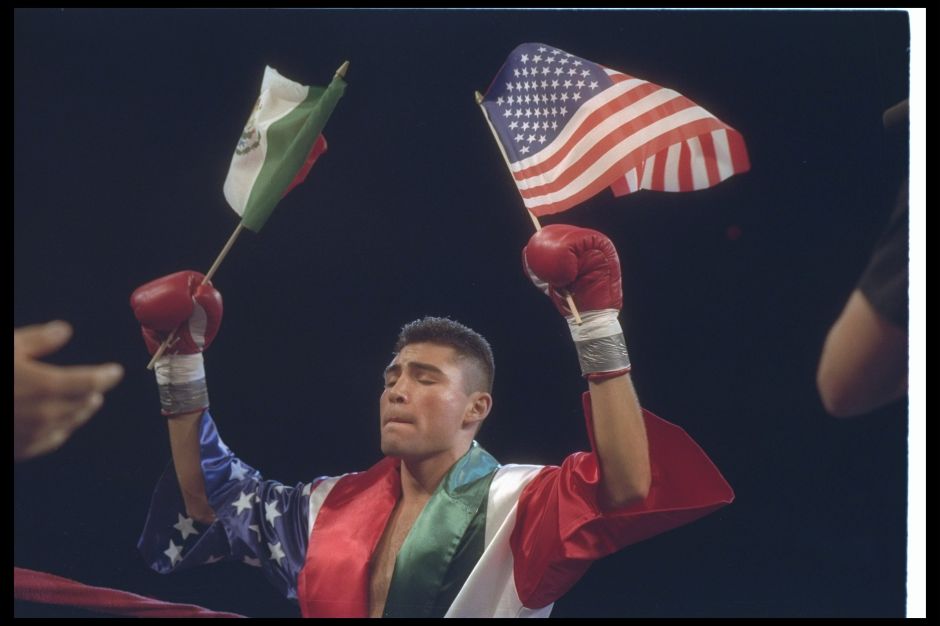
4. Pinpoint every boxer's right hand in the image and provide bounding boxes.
[130,271,223,356]
[130,271,222,416]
